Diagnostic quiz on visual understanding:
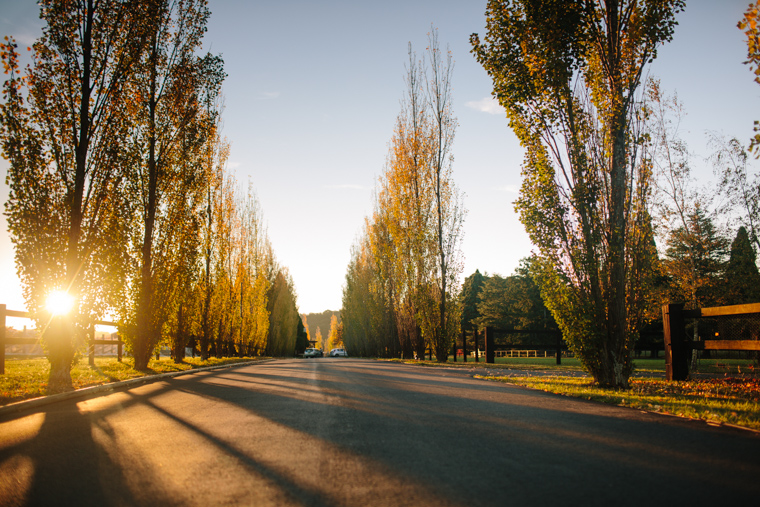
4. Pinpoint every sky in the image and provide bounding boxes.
[0,0,758,316]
